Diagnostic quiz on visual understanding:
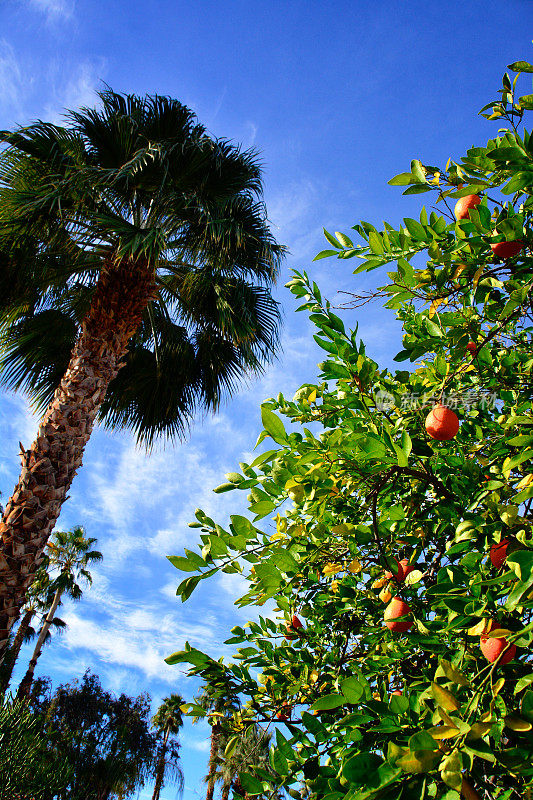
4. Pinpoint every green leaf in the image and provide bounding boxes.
[368,231,385,254]
[167,555,196,572]
[341,676,366,704]
[313,249,340,261]
[519,94,533,110]
[508,61,533,73]
[261,407,288,444]
[388,172,413,186]
[238,773,265,795]
[342,753,383,784]
[309,693,345,711]
[323,228,342,248]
